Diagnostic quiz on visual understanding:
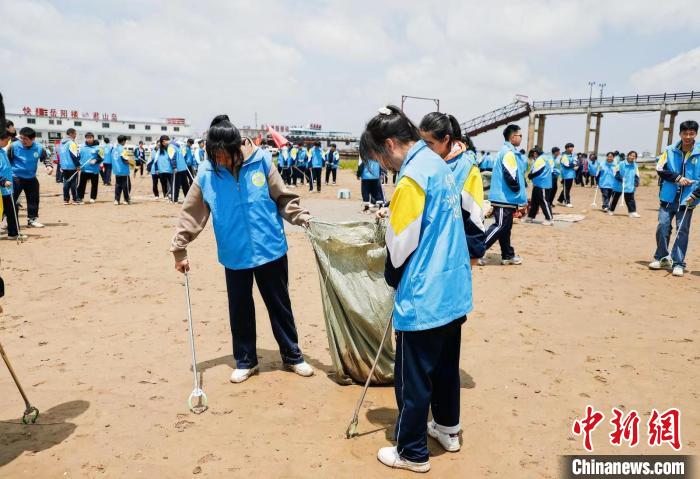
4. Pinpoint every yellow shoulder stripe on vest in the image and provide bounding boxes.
[388,176,425,236]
